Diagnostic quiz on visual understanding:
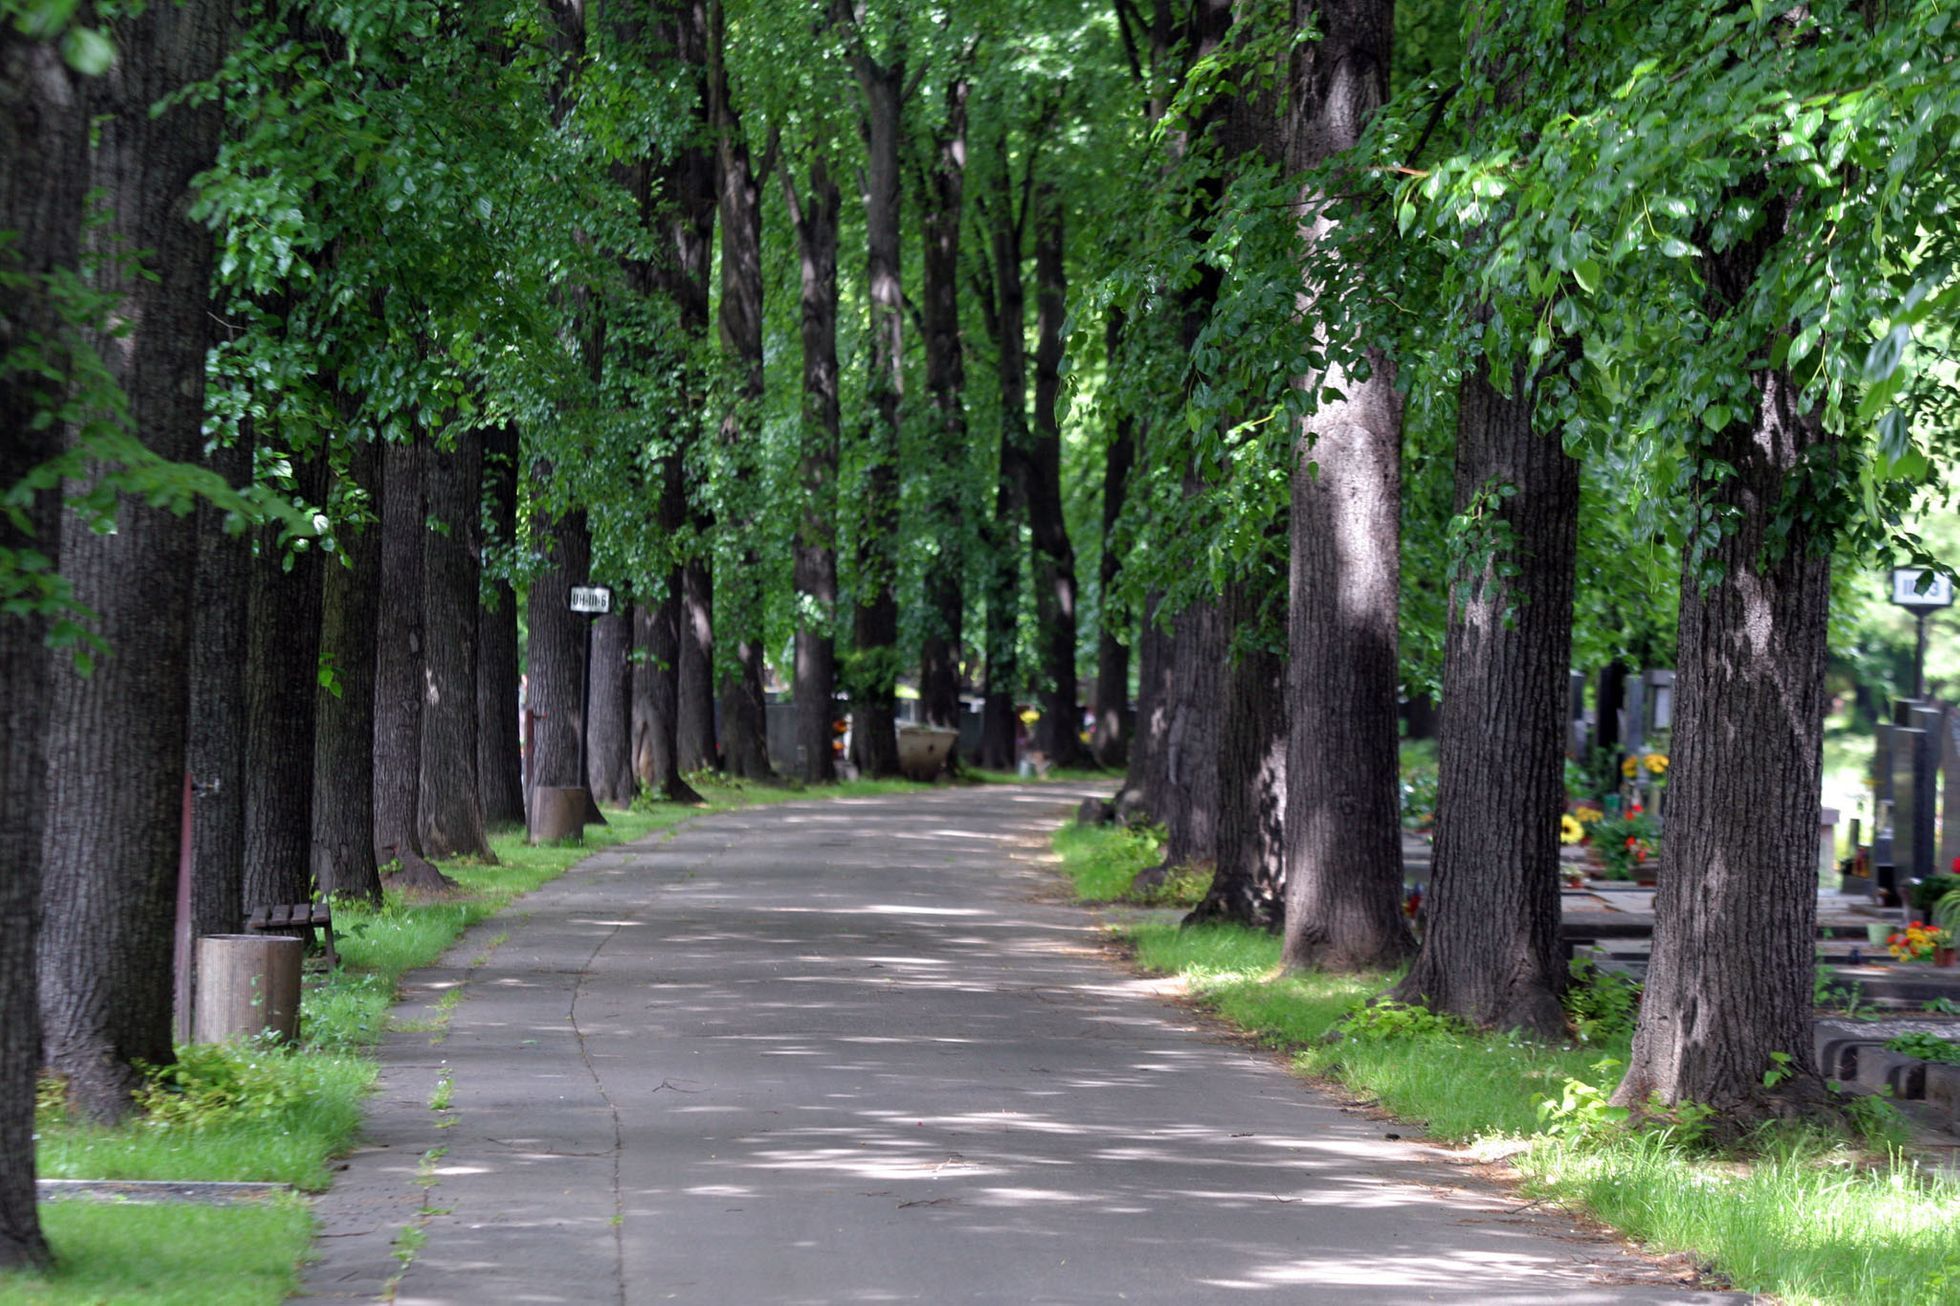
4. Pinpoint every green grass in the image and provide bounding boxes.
[967,765,1117,785]
[19,778,909,1305]
[1050,822,1208,907]
[0,1200,312,1305]
[1115,918,1960,1306]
